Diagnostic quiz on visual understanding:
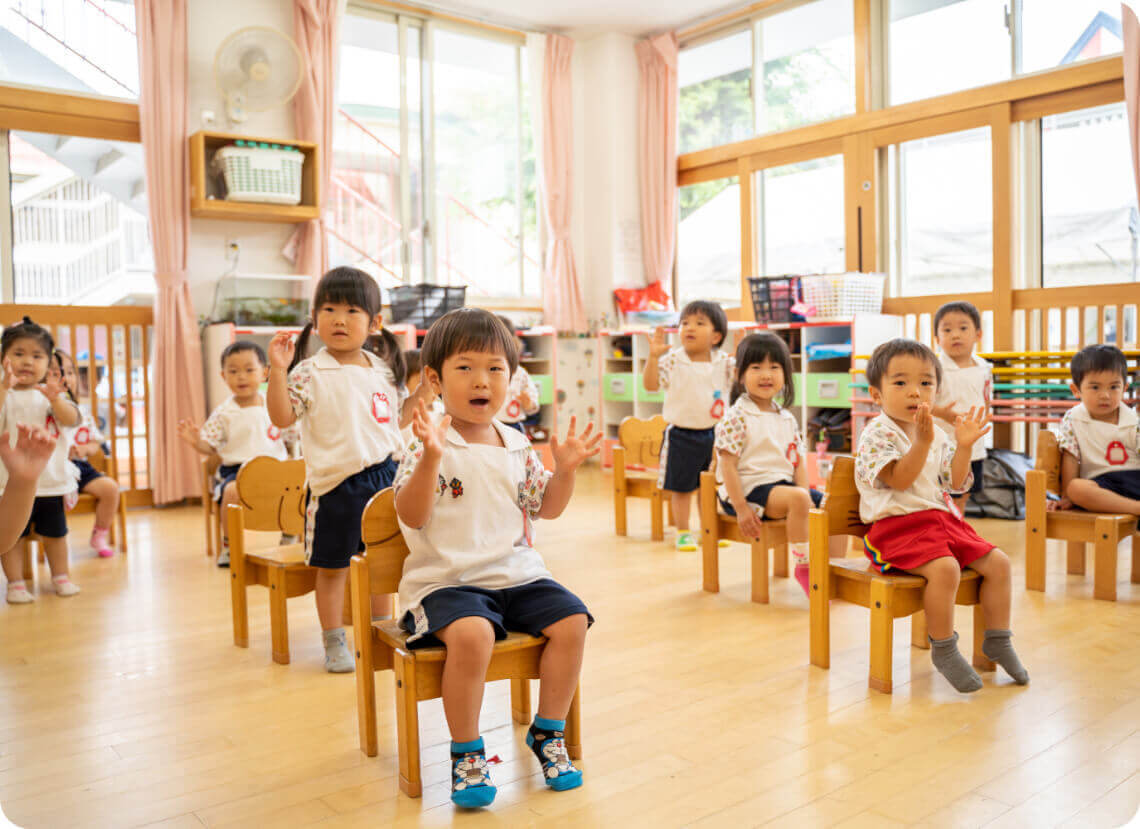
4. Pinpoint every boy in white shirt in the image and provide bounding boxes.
[1056,344,1140,514]
[178,342,292,566]
[496,315,540,433]
[932,301,992,510]
[643,300,735,551]
[394,309,598,809]
[855,339,1027,693]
